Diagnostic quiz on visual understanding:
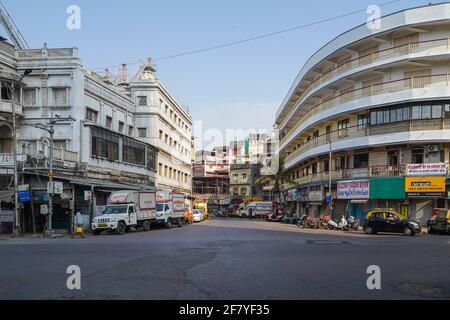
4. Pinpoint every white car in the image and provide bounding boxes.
[192,209,204,223]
